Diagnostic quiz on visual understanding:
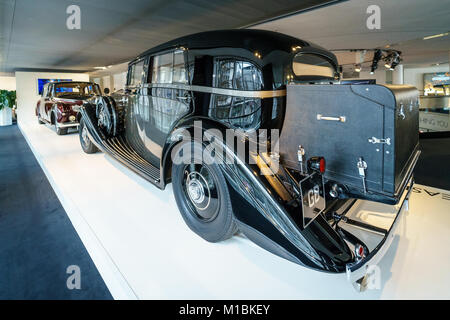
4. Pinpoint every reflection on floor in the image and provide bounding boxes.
[0,124,112,300]
[17,119,450,299]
